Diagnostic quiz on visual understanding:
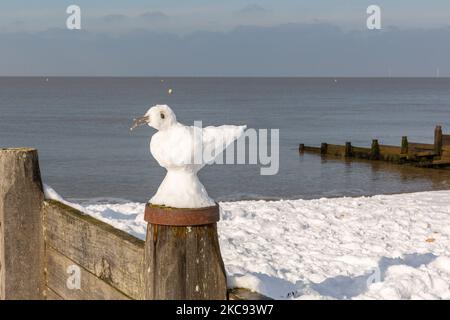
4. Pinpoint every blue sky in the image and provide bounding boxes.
[1,1,450,76]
